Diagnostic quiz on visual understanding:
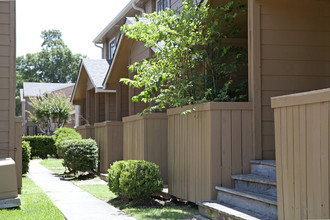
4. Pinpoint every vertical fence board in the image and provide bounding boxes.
[272,89,330,219]
[242,111,253,174]
[123,114,168,183]
[286,107,295,219]
[232,110,242,175]
[293,105,301,220]
[222,110,232,188]
[167,102,253,202]
[274,108,284,220]
[320,102,329,218]
[307,104,322,218]
[94,121,123,173]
